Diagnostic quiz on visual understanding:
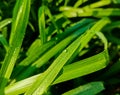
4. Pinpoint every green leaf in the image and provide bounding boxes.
[26,39,42,56]
[0,18,12,29]
[0,0,31,93]
[113,0,120,4]
[74,0,88,8]
[38,5,46,44]
[62,82,105,95]
[60,8,120,17]
[83,0,111,9]
[5,74,40,95]
[53,50,109,84]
